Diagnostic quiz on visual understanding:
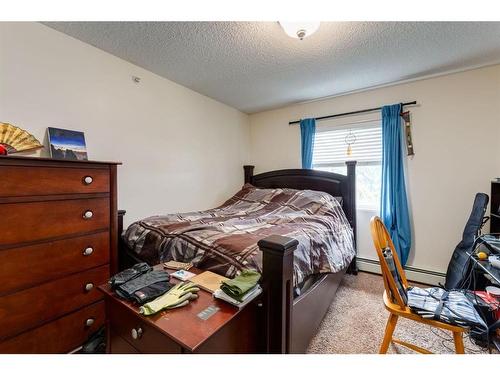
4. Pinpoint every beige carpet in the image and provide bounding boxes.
[307,272,488,354]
